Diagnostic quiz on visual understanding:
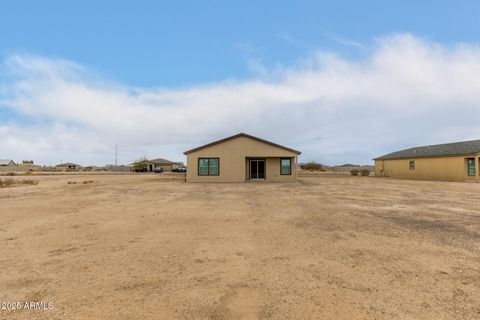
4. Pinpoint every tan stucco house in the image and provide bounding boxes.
[149,158,184,172]
[184,133,301,182]
[374,139,480,182]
